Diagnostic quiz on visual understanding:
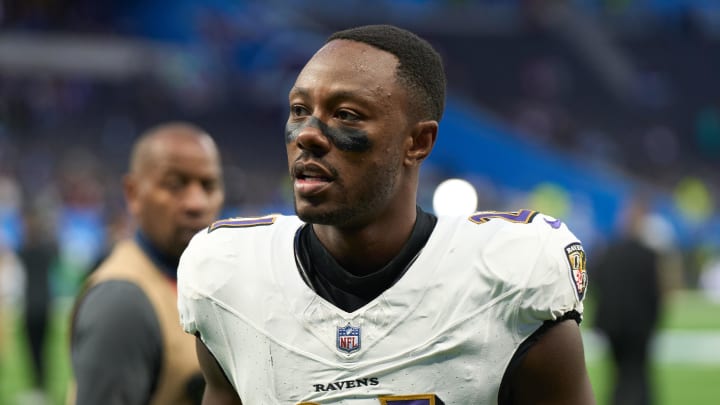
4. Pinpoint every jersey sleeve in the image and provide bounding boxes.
[516,214,587,331]
[177,229,211,336]
[177,226,241,336]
